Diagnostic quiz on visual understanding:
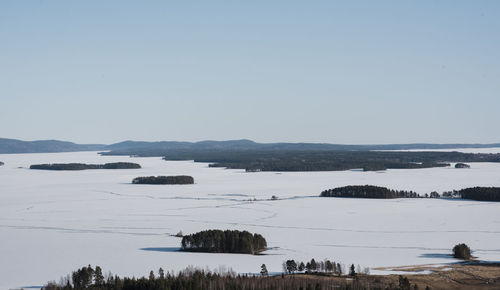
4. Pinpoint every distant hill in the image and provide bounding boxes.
[0,138,105,154]
[105,139,264,156]
[2,137,500,155]
[102,139,500,156]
